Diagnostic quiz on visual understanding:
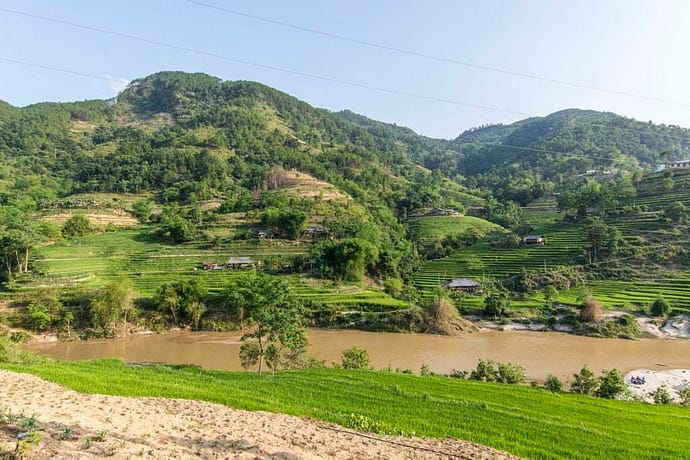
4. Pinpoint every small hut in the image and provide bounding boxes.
[443,278,480,294]
[226,257,257,269]
[522,235,546,246]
